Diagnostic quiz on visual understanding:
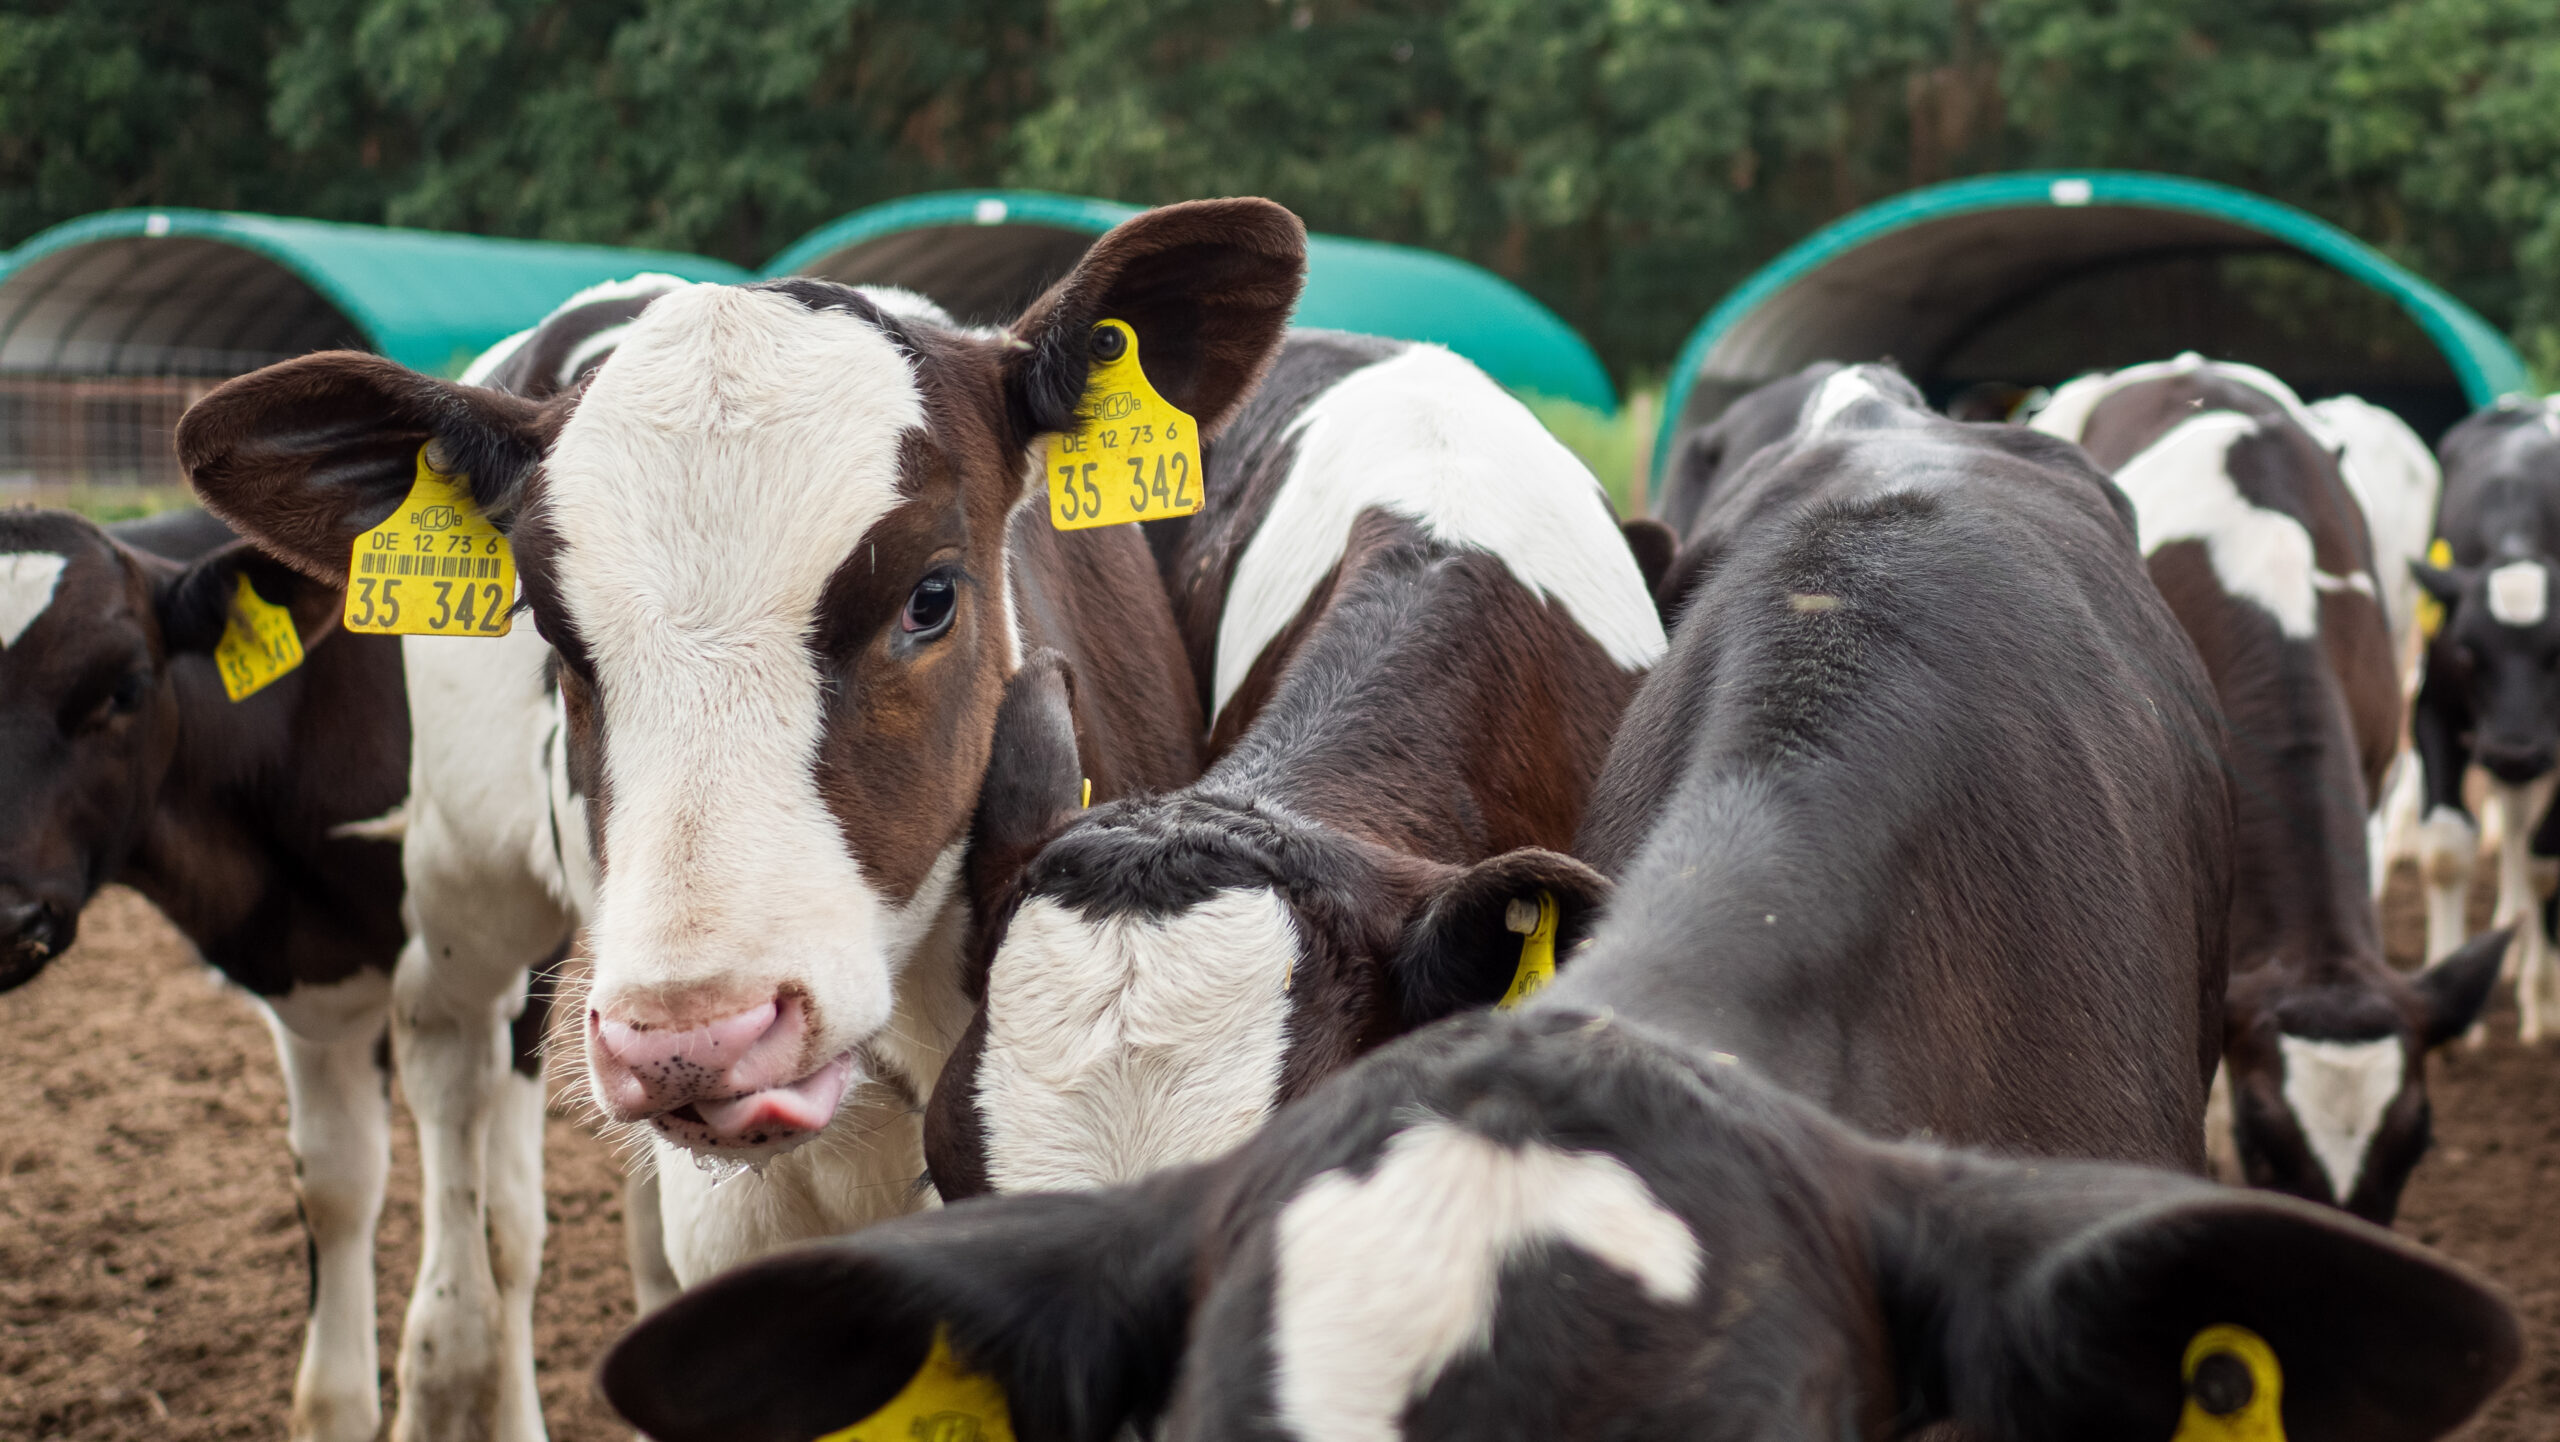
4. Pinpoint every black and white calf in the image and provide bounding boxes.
[2038,358,2499,1222]
[0,507,412,1442]
[598,369,2515,1442]
[926,331,1666,1197]
[2409,395,2560,1038]
[179,202,1303,1305]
